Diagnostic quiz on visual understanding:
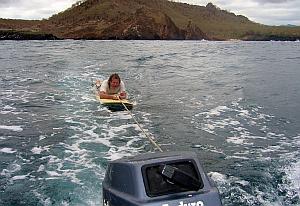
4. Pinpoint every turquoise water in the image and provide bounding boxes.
[0,40,299,205]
